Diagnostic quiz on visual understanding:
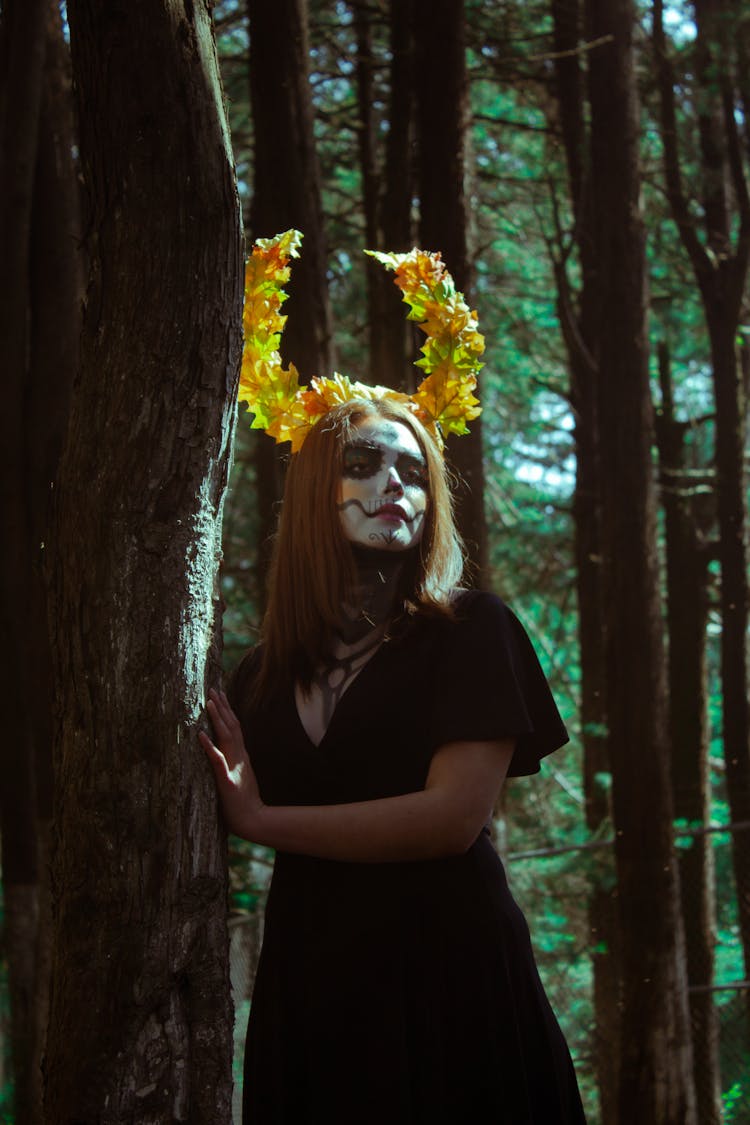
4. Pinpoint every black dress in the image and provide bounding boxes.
[231,591,587,1124]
